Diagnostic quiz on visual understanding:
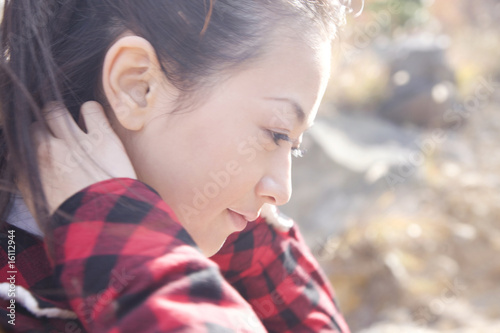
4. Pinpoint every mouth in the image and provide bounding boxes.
[227,209,249,231]
[230,208,261,222]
